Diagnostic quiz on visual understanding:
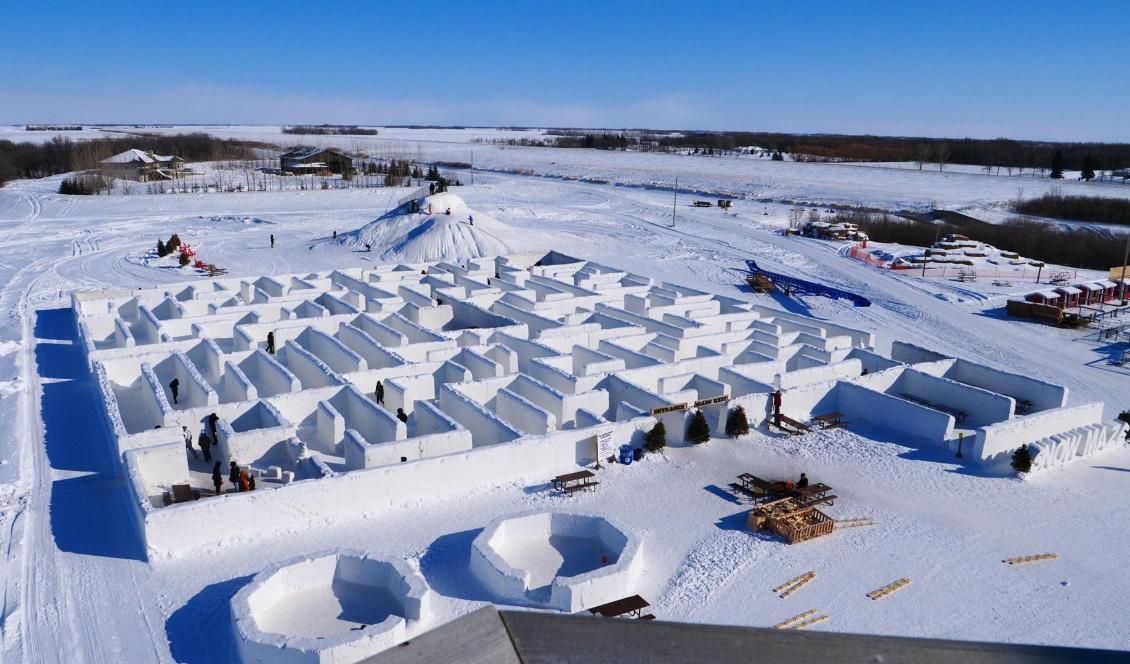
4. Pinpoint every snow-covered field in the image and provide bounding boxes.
[1,140,1129,663]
